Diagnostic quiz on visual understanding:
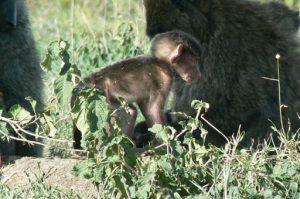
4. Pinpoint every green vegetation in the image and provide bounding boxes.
[0,0,300,198]
[284,0,300,8]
